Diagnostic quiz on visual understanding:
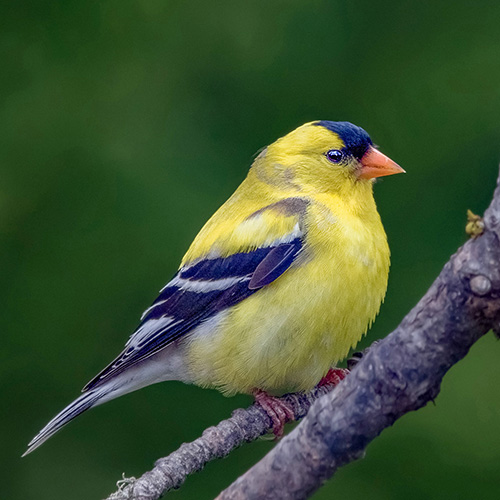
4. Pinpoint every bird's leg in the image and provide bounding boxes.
[317,367,350,387]
[252,389,295,439]
[254,358,363,438]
